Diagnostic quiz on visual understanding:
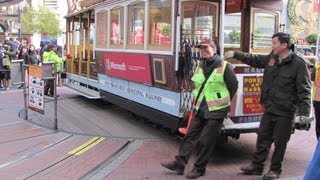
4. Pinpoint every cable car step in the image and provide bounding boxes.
[63,83,100,99]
